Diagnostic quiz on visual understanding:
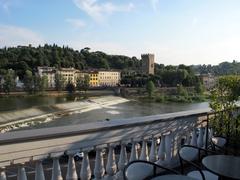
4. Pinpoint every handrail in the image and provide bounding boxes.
[0,108,212,145]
